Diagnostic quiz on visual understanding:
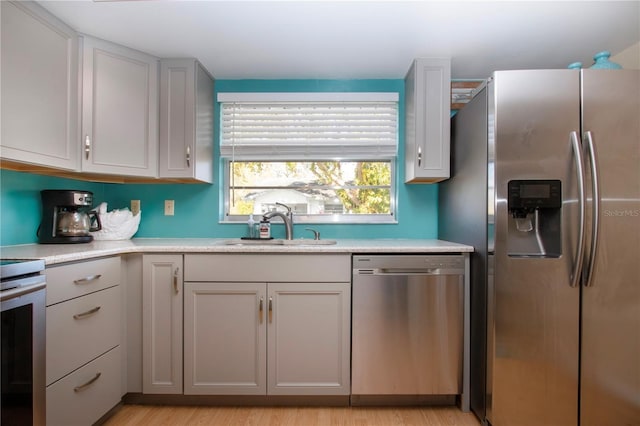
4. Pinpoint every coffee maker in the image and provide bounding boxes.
[38,190,101,244]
